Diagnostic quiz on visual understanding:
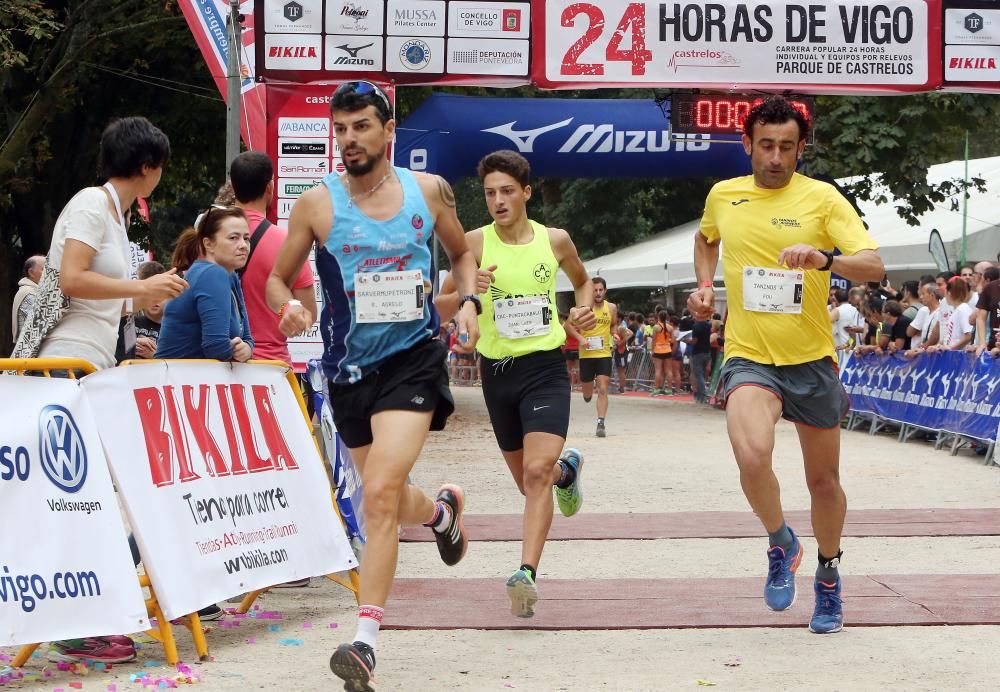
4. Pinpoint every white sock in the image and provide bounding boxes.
[354,605,384,650]
[424,501,452,534]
